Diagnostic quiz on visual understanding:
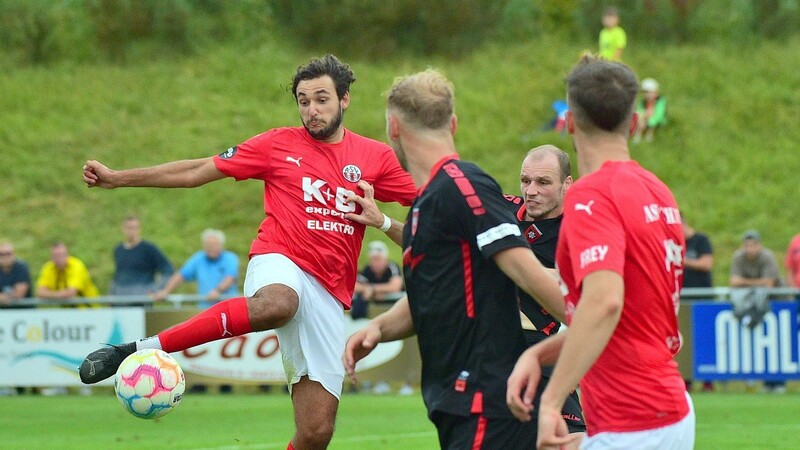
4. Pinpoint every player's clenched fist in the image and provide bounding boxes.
[82,160,116,189]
